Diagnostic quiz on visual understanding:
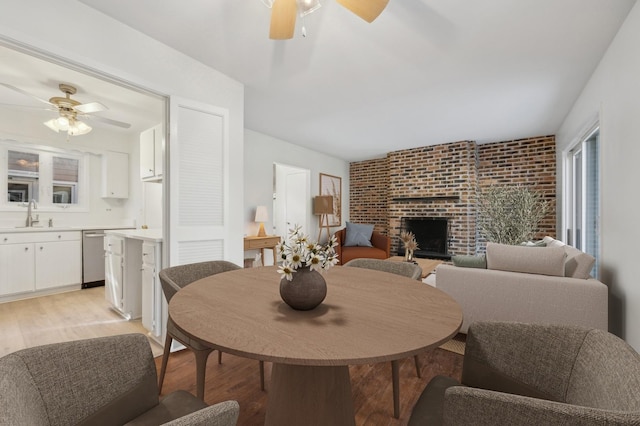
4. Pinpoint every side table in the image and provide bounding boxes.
[244,235,280,266]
